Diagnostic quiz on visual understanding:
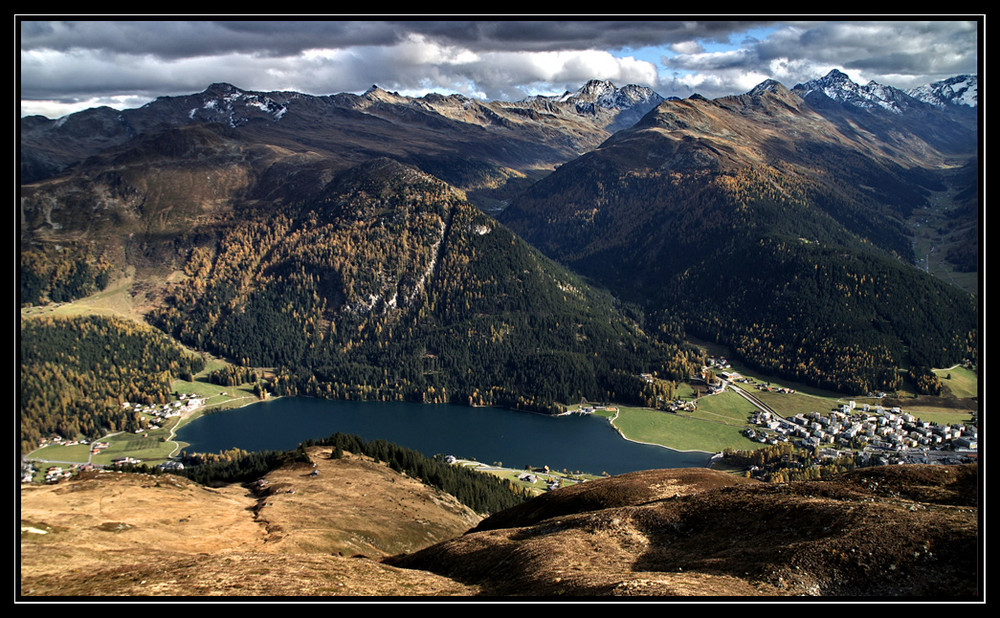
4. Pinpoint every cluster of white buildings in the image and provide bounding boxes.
[42,466,74,483]
[123,394,205,422]
[706,356,732,370]
[110,456,142,466]
[34,435,89,449]
[517,471,563,491]
[747,403,978,454]
[21,461,100,484]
